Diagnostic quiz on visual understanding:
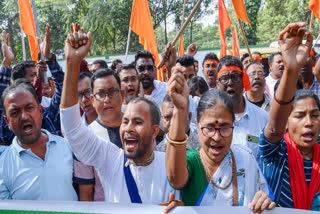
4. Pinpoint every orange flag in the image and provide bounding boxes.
[178,36,185,56]
[232,26,240,57]
[309,0,320,19]
[231,0,251,27]
[130,0,162,81]
[18,0,39,61]
[218,0,232,58]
